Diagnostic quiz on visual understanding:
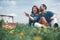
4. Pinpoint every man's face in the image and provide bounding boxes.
[40,5,45,12]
